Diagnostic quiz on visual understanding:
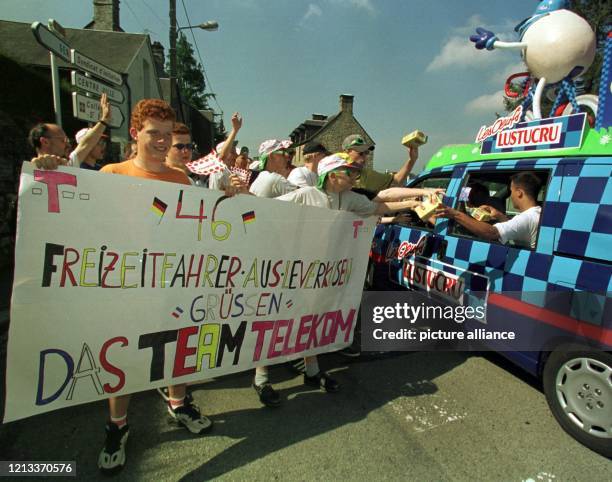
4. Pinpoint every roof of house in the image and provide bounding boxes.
[289,117,329,137]
[289,103,375,148]
[0,20,149,74]
[290,113,341,145]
